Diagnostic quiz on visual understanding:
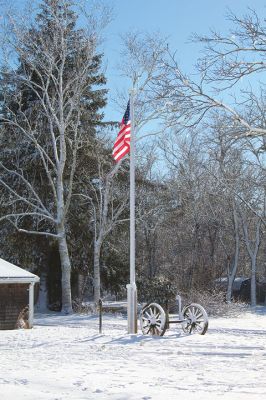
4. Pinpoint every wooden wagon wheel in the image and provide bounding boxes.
[140,302,167,336]
[181,303,208,335]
